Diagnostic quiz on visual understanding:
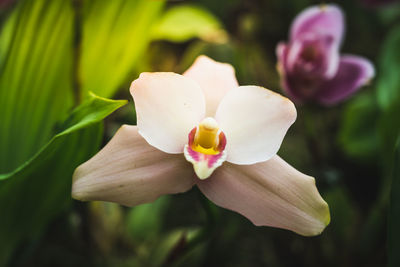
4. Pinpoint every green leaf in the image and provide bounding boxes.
[151,5,226,43]
[79,0,165,98]
[149,228,203,267]
[338,92,380,160]
[323,187,357,244]
[378,101,400,158]
[126,196,170,242]
[0,93,126,264]
[377,3,400,25]
[0,92,127,180]
[0,0,75,173]
[388,140,400,267]
[88,202,124,254]
[379,28,400,264]
[377,24,400,110]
